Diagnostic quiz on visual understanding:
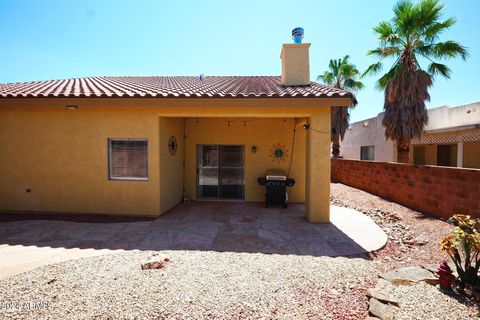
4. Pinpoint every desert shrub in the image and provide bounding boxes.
[440,214,480,286]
